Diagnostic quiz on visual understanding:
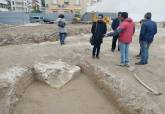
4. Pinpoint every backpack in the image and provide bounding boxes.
[58,20,66,28]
